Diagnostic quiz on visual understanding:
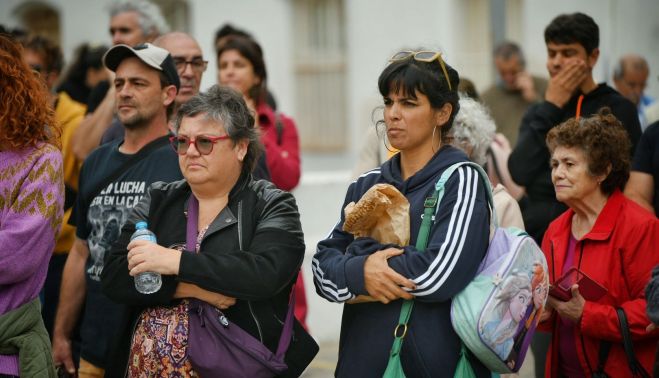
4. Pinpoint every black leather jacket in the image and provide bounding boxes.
[101,174,305,376]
